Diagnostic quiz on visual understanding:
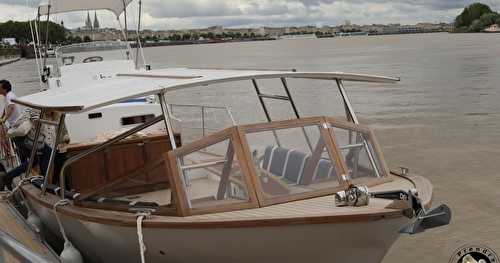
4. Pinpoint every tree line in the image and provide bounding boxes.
[455,3,500,32]
[0,20,67,45]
